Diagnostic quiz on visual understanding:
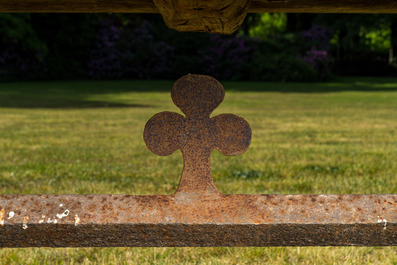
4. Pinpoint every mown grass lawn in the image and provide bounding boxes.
[0,78,397,264]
